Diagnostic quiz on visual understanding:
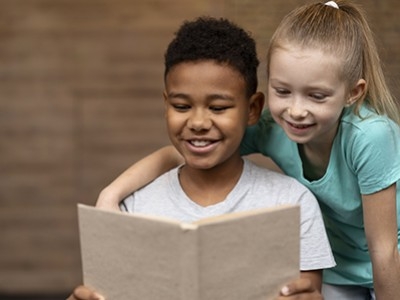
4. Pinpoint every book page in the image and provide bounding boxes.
[197,205,300,299]
[78,204,194,299]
